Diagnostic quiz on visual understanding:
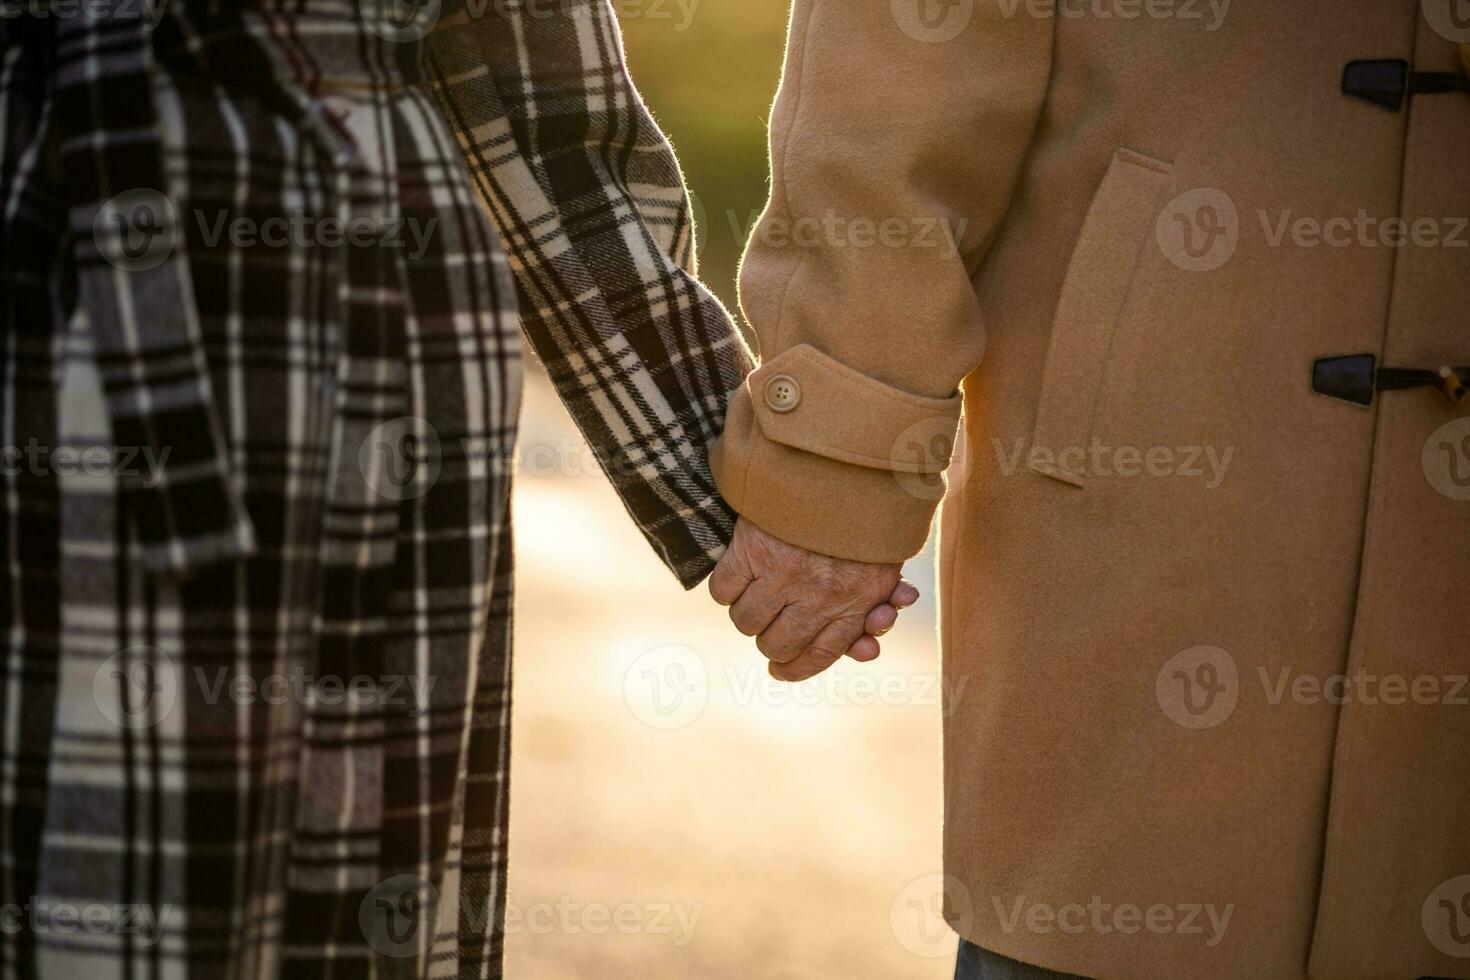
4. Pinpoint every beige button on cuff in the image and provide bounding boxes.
[743,343,963,474]
[764,374,802,412]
